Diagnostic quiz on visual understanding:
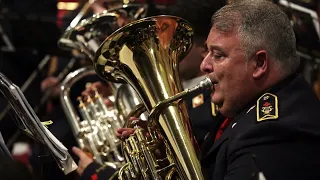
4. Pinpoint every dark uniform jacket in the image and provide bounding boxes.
[201,74,320,180]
